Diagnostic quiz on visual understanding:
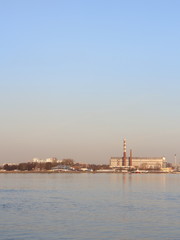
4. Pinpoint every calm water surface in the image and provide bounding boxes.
[0,173,180,240]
